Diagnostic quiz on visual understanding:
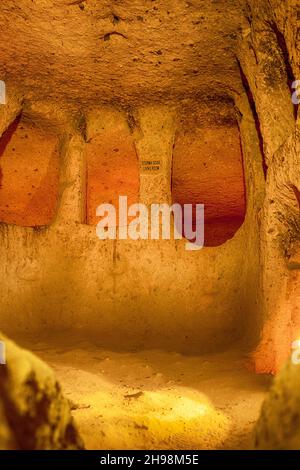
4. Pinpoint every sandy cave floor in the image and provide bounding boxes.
[19,335,271,450]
